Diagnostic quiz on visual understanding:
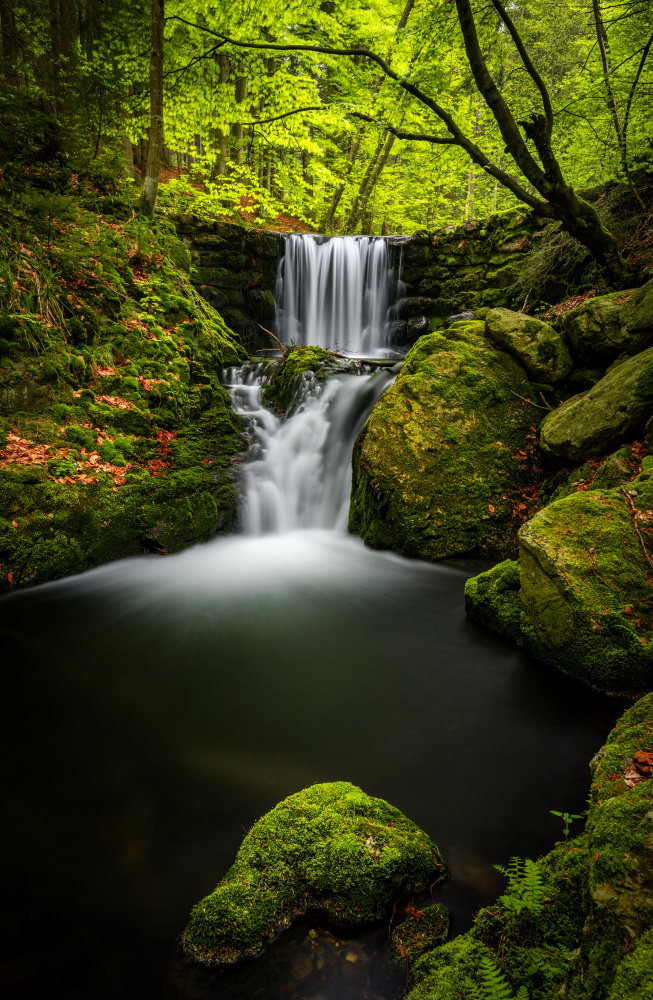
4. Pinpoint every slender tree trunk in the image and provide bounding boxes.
[1,4,19,83]
[233,75,247,166]
[345,132,395,232]
[139,0,164,218]
[214,53,229,177]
